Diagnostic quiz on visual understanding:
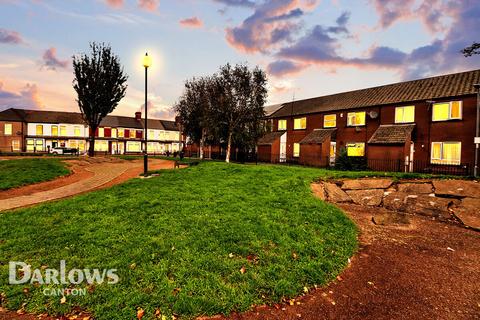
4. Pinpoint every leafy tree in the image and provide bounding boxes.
[73,42,128,156]
[175,77,213,159]
[210,63,268,162]
[461,42,480,57]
